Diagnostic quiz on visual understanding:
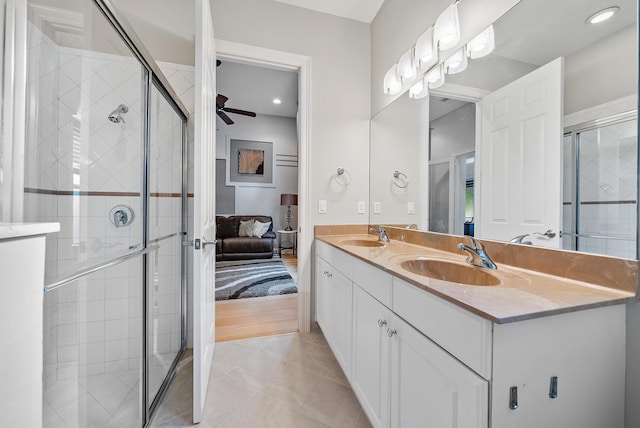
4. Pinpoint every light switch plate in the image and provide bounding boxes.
[408,201,415,214]
[318,199,327,214]
[374,202,381,214]
[358,201,366,214]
